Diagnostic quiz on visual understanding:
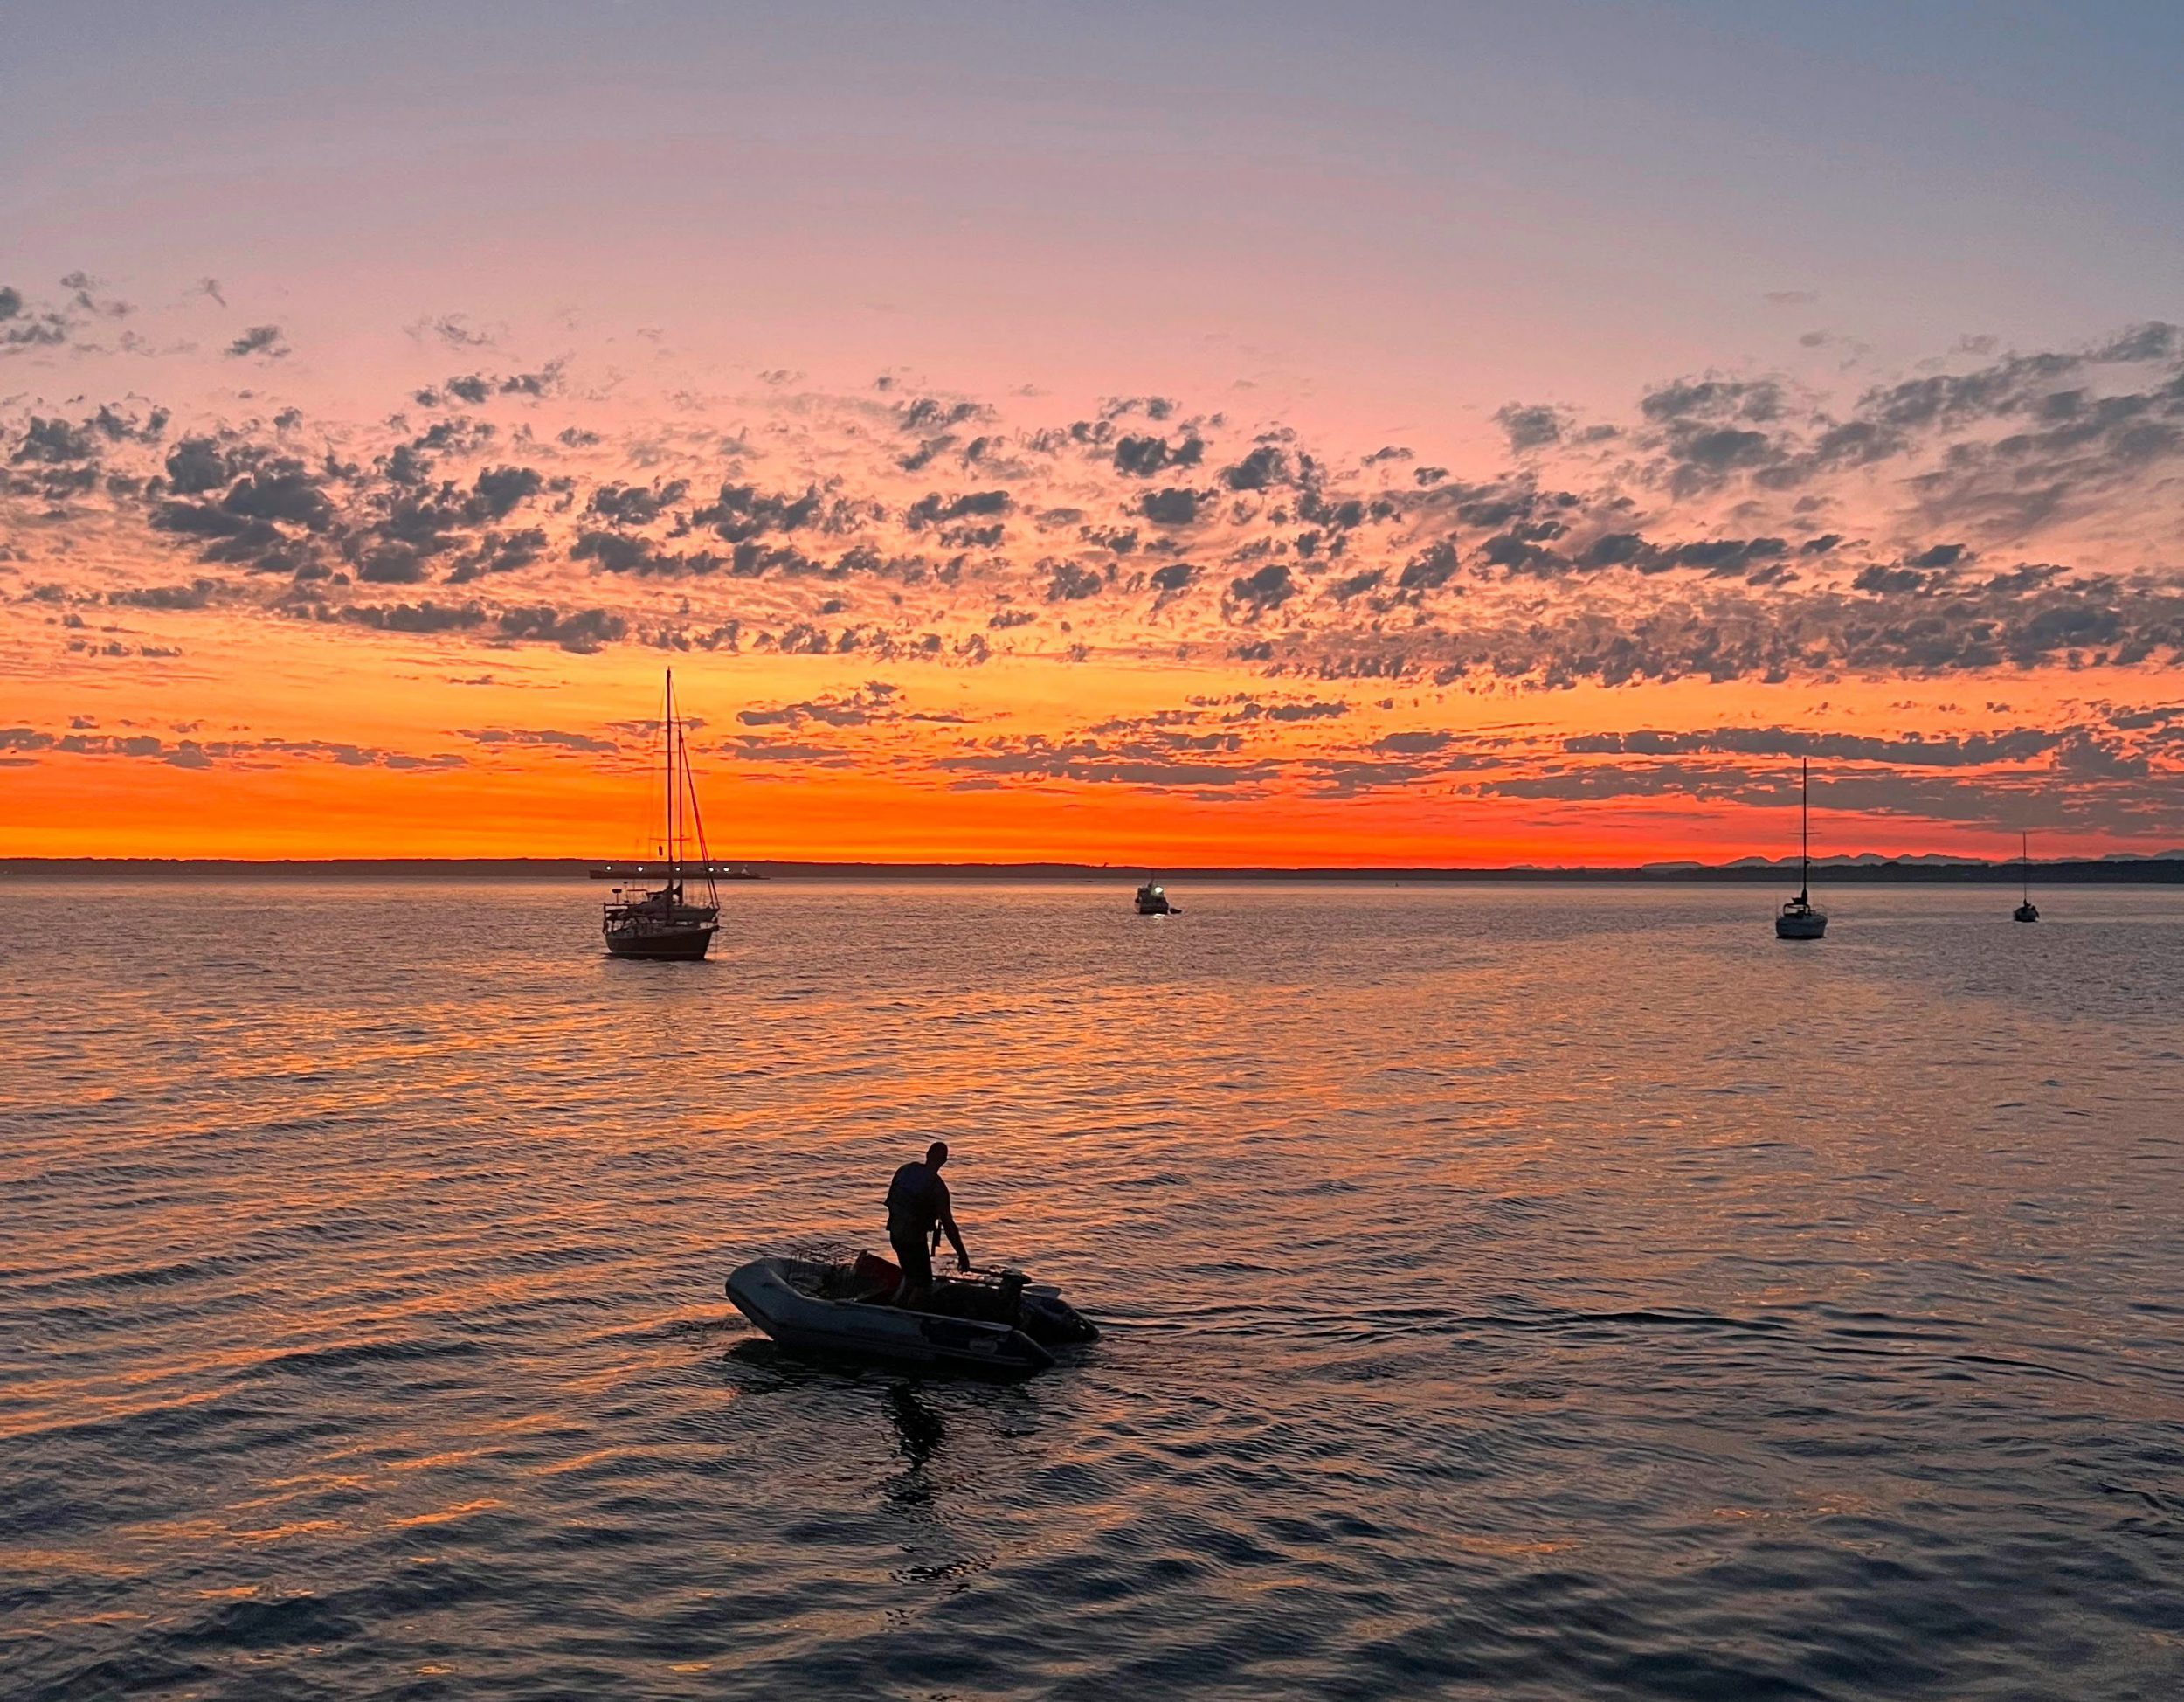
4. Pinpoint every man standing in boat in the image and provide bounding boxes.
[886,1141,970,1303]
